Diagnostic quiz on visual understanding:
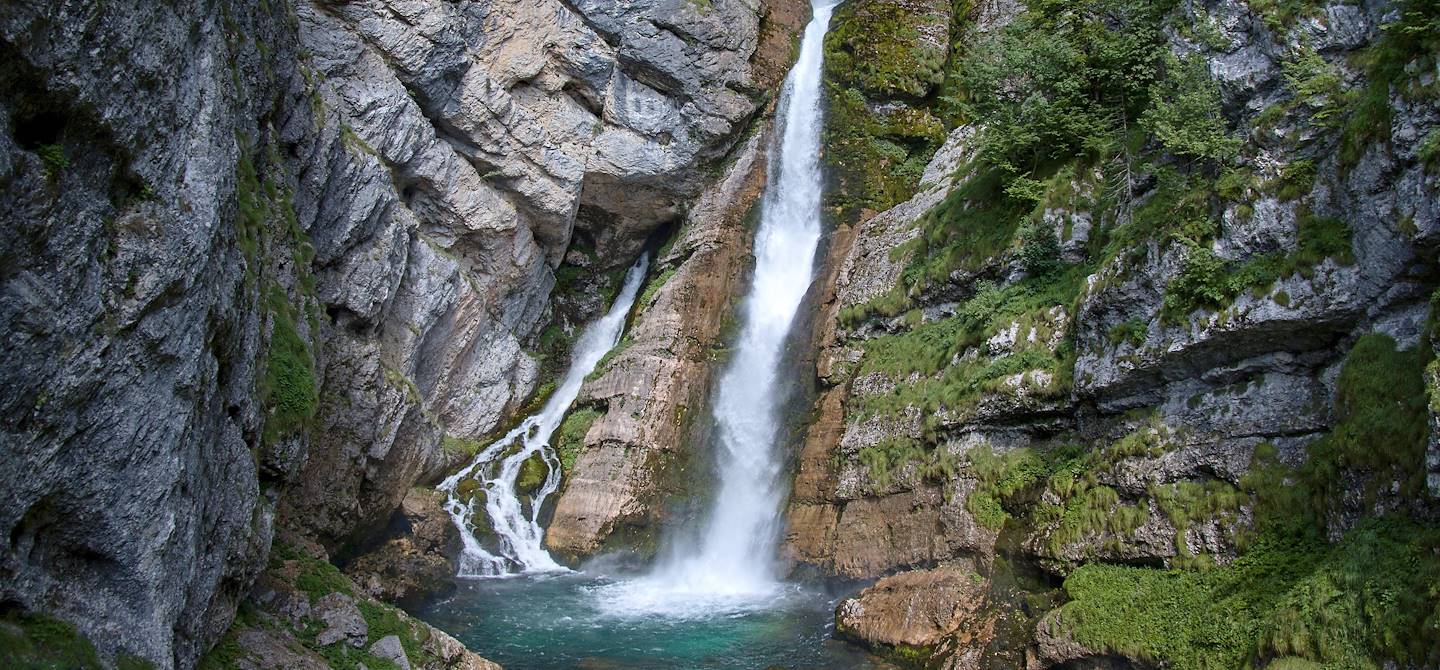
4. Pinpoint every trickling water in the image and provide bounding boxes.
[438,255,650,576]
[599,0,837,616]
